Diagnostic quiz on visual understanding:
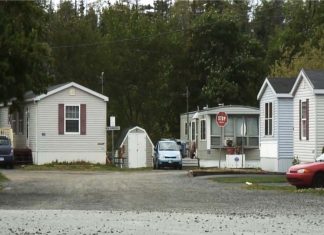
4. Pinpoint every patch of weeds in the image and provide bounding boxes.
[245,184,324,196]
[0,172,8,190]
[19,162,152,172]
